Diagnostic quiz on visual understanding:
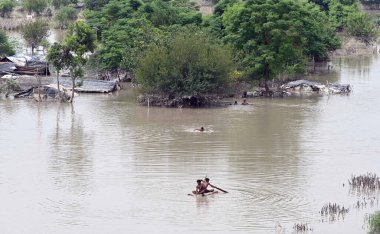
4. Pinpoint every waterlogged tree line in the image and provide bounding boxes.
[81,0,377,99]
[12,0,367,105]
